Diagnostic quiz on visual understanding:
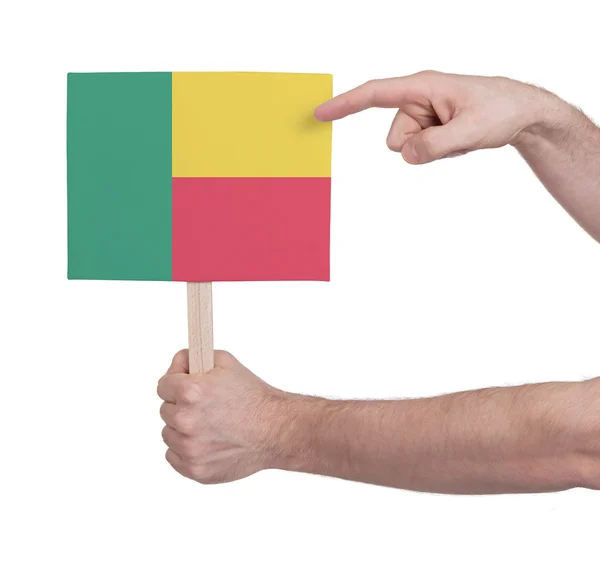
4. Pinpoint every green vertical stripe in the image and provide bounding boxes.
[67,72,172,281]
